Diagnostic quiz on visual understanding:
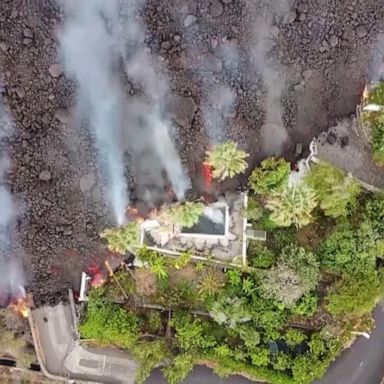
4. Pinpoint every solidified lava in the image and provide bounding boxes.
[0,0,383,304]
